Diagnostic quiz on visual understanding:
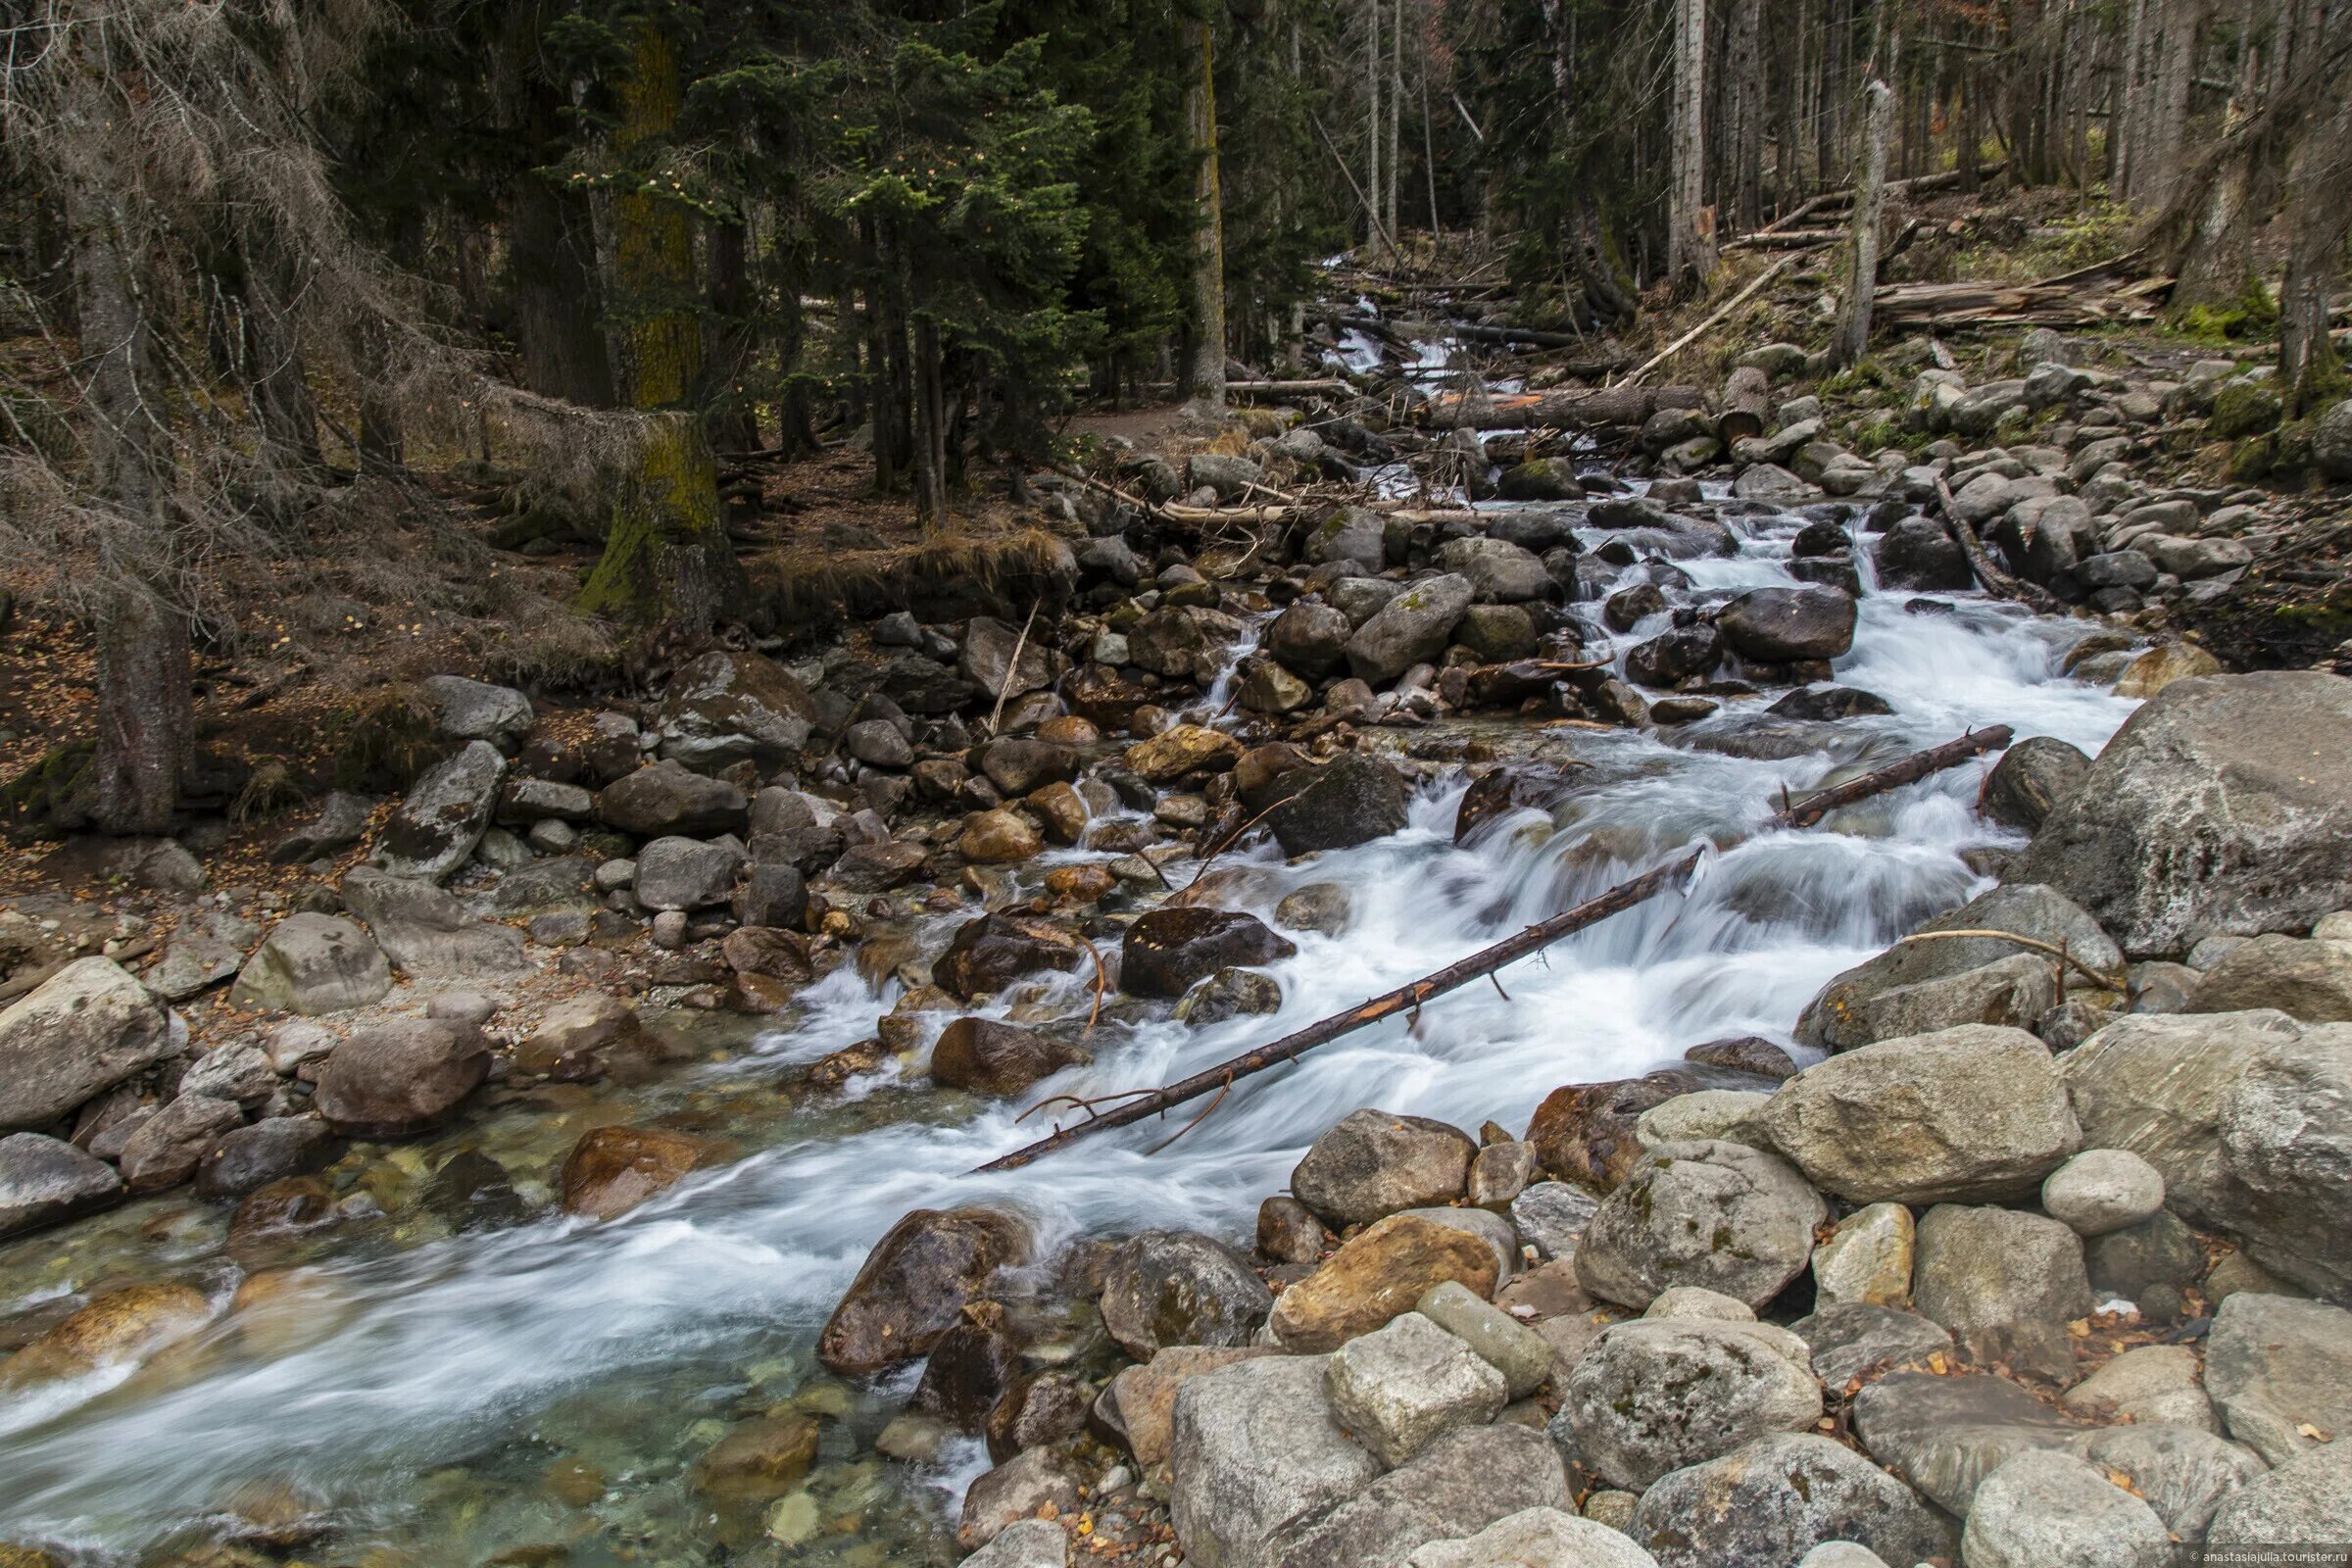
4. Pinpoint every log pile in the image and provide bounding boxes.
[1872,261,2171,331]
